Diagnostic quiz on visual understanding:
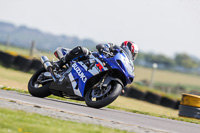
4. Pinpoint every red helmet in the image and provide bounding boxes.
[121,41,139,60]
